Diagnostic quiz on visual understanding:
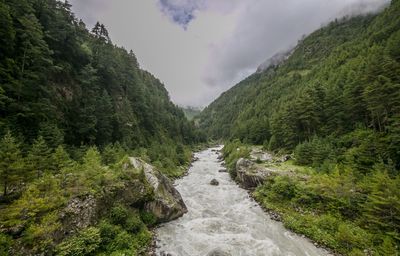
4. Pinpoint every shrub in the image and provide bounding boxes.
[125,213,143,233]
[110,205,129,226]
[0,233,12,256]
[140,210,157,227]
[270,176,297,201]
[56,227,101,256]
